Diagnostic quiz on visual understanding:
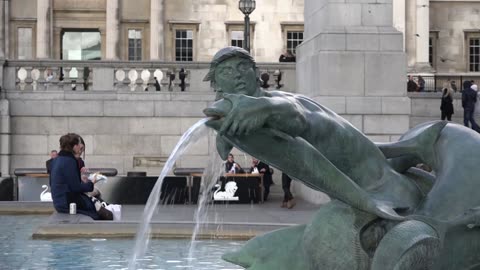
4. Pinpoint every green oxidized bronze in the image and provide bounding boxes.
[203,47,480,270]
